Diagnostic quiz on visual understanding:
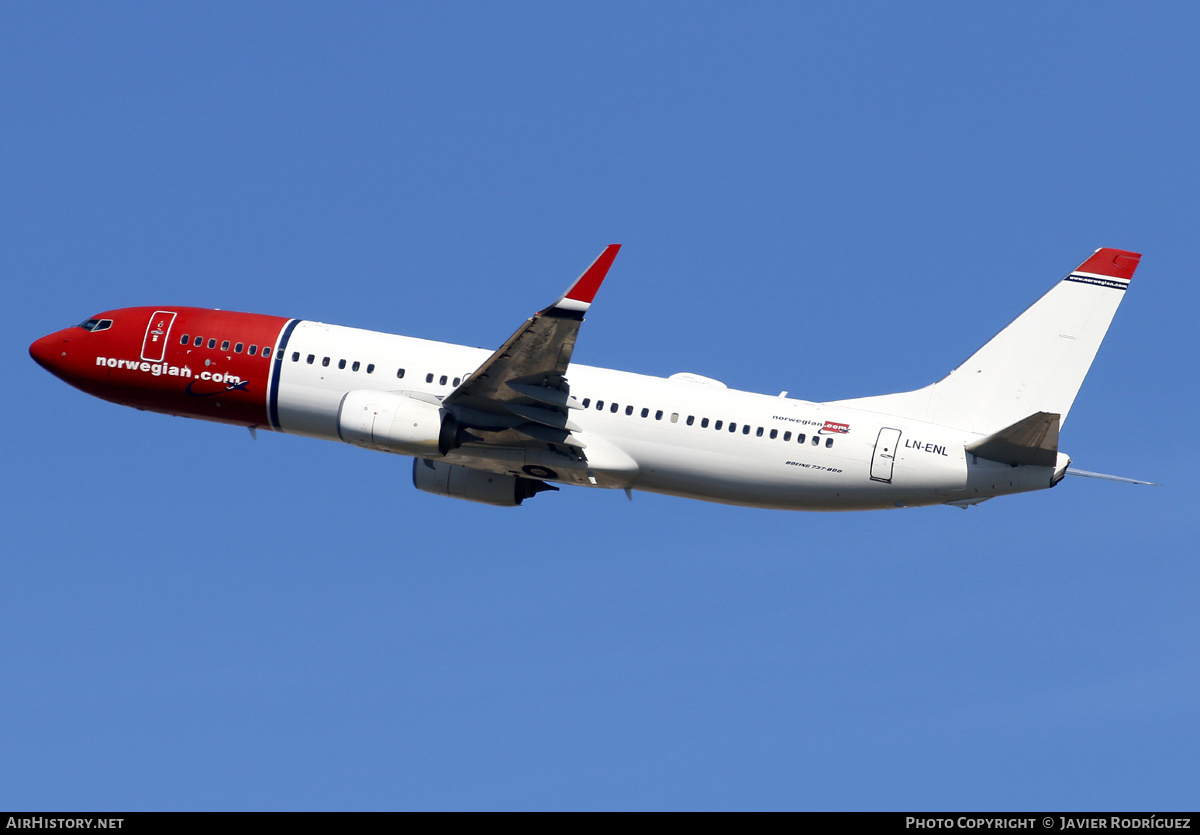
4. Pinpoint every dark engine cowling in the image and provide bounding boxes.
[412,458,557,507]
[337,390,460,457]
